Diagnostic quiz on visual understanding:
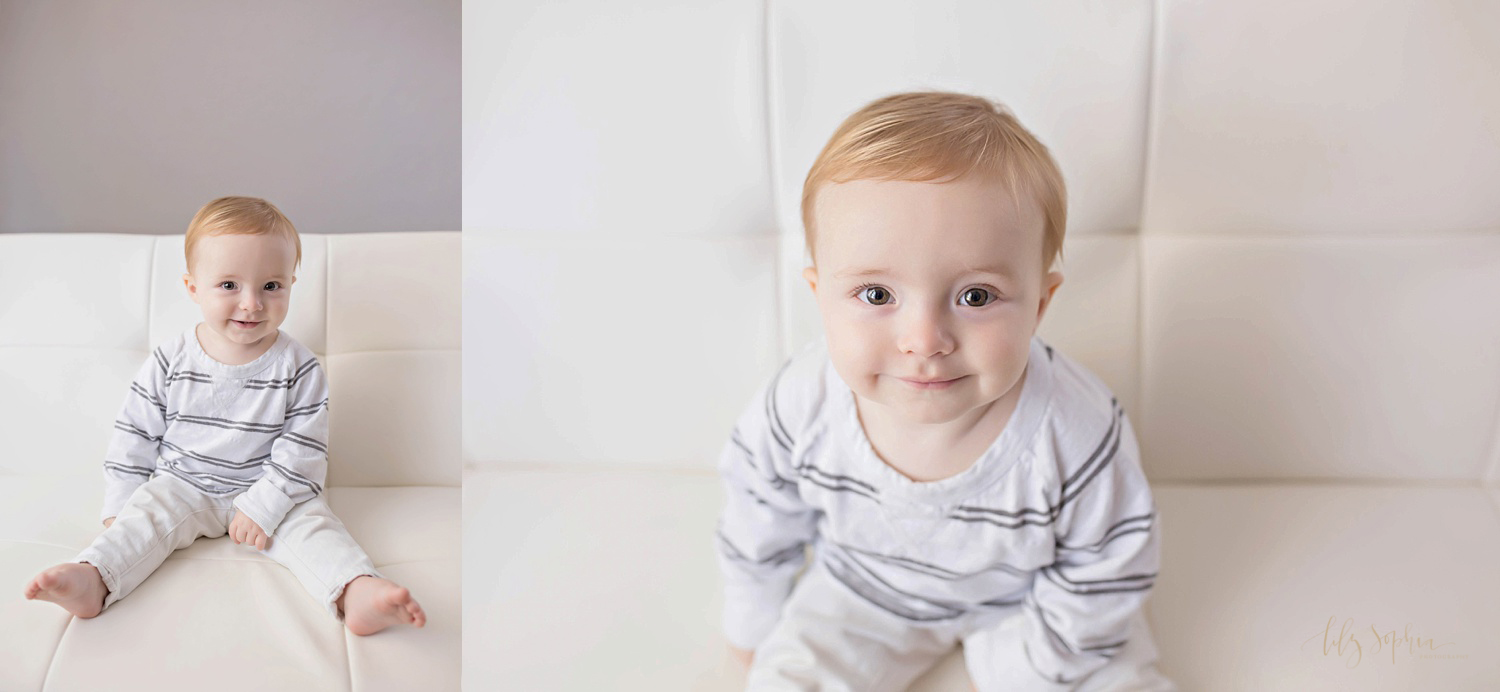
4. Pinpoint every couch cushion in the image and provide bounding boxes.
[1152,483,1500,689]
[463,234,782,470]
[1,479,459,692]
[1140,236,1500,482]
[464,467,734,690]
